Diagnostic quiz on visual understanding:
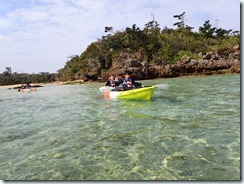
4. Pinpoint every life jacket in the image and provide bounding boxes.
[123,78,133,88]
[109,80,116,87]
